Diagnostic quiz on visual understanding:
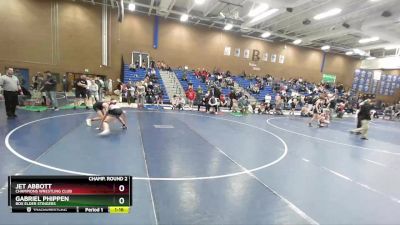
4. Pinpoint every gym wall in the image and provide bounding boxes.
[0,0,360,89]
